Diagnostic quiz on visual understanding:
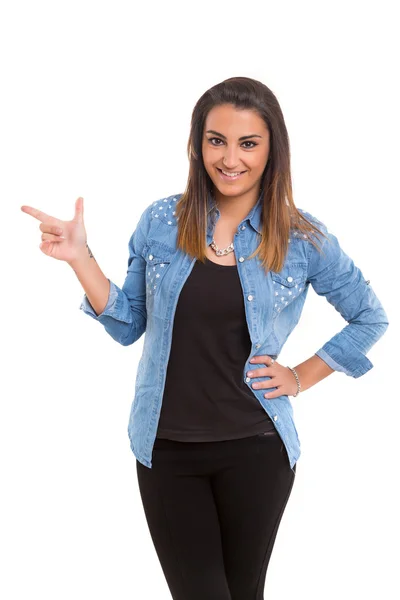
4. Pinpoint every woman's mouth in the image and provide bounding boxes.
[217,168,247,182]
